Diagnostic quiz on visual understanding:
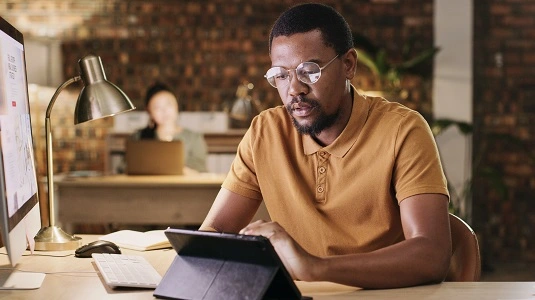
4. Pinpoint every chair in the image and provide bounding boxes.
[446,213,481,281]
